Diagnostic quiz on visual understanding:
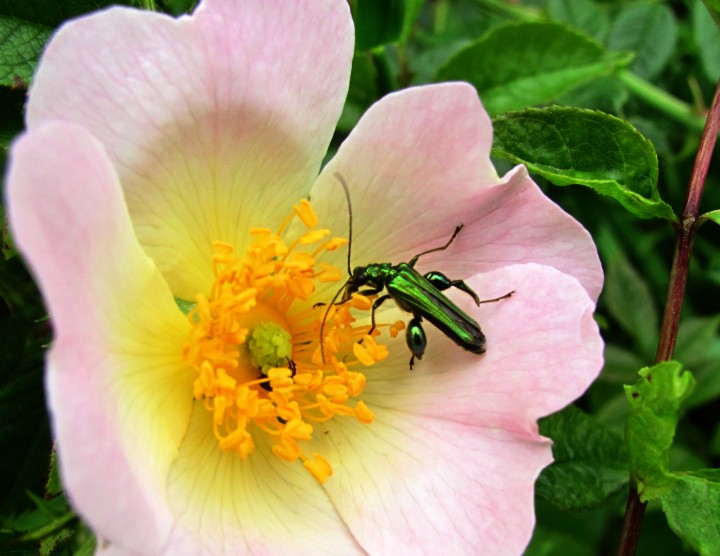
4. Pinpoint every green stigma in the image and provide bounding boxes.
[175,297,197,316]
[247,322,293,375]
